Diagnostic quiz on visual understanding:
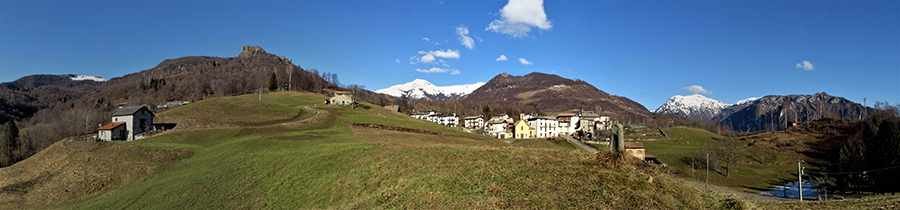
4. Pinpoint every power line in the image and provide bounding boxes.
[807,165,900,175]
